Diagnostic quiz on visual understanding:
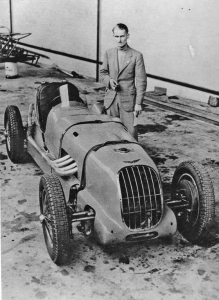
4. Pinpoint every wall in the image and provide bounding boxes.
[1,0,219,101]
[5,0,98,77]
[100,0,219,101]
[1,0,11,29]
